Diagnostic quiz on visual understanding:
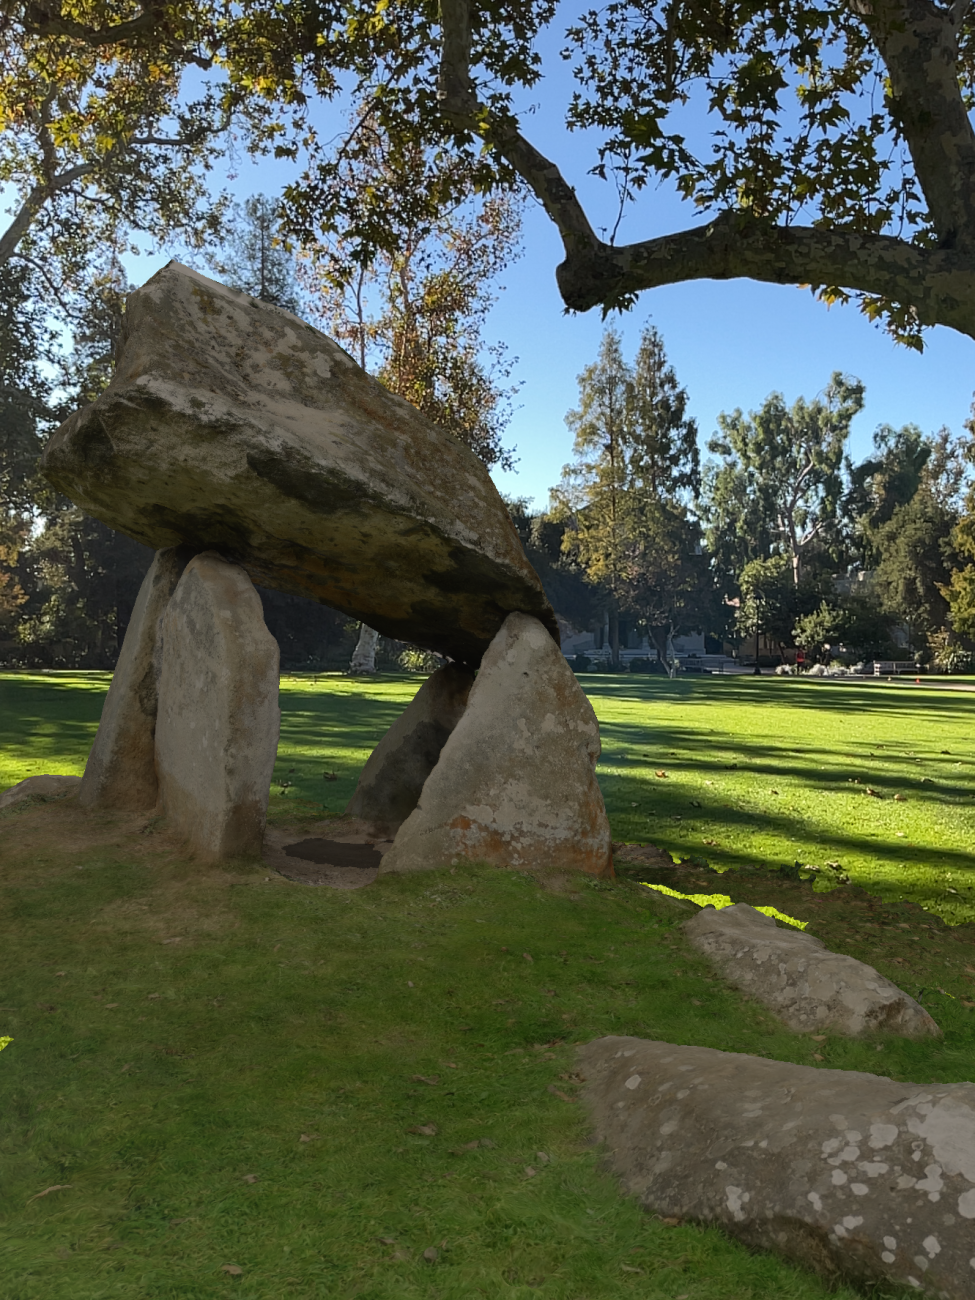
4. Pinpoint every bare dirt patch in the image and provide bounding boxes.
[263,816,392,889]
